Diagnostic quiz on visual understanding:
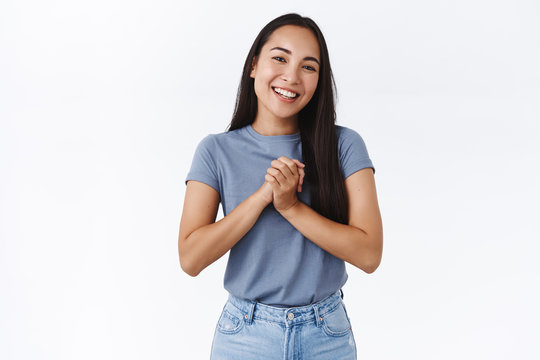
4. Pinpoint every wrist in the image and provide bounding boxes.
[276,199,301,217]
[252,189,272,208]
